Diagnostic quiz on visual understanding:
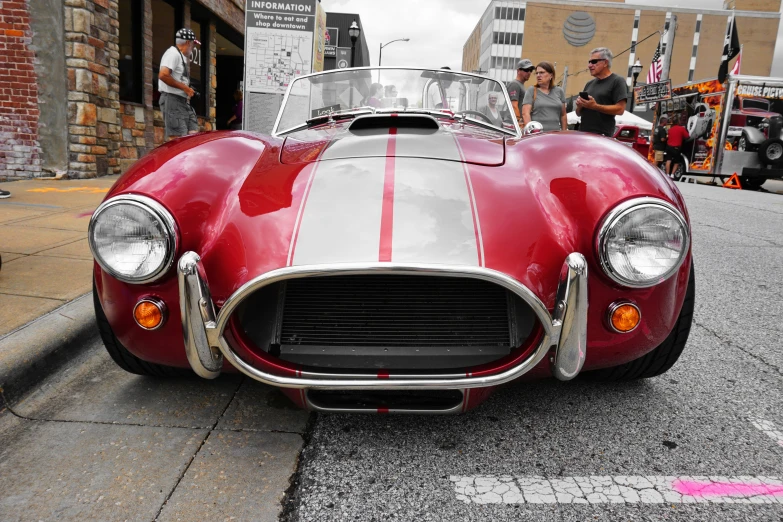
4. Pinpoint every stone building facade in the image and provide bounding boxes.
[2,0,245,180]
